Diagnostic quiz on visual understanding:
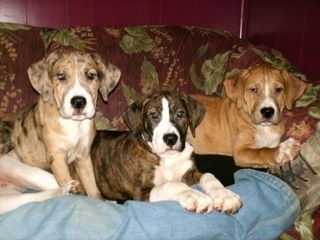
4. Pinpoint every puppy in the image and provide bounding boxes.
[188,63,308,168]
[0,49,121,213]
[90,91,242,214]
